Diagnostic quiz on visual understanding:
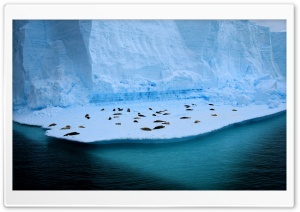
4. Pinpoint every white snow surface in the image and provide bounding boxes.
[13,100,286,143]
